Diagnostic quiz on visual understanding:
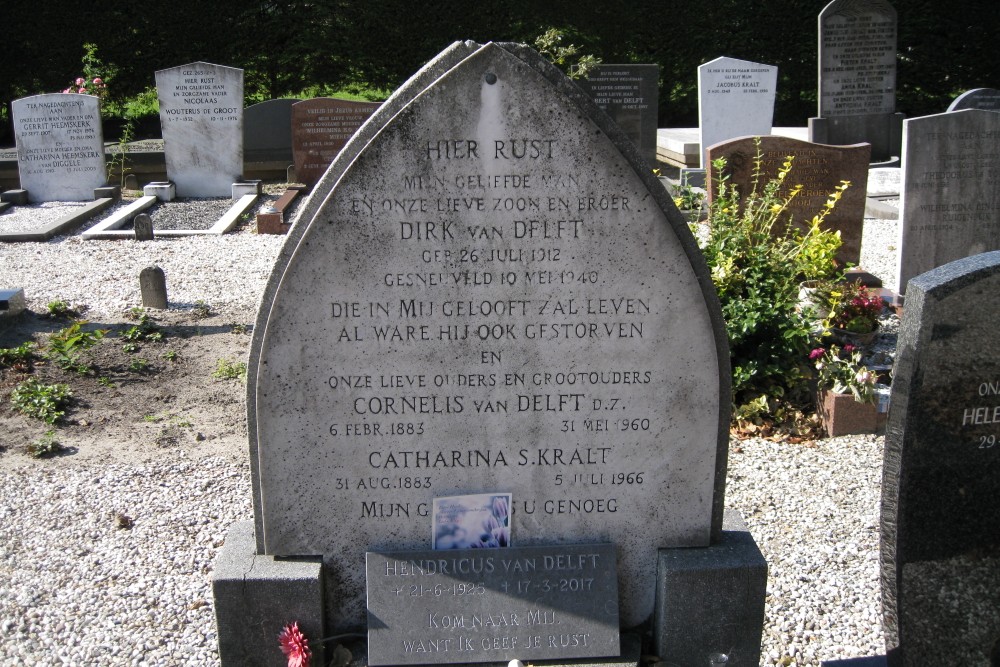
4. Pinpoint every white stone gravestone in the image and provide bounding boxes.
[11,93,105,202]
[697,56,777,167]
[896,109,1000,293]
[155,62,244,197]
[254,41,729,631]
